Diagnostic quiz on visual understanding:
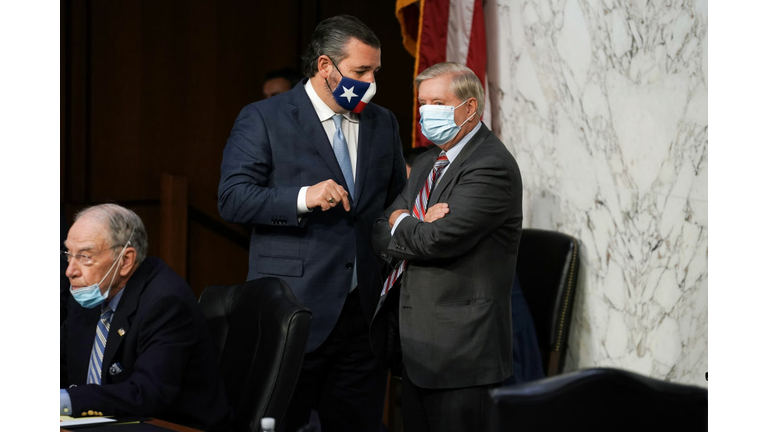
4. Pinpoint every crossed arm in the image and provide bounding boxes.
[373,157,516,263]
